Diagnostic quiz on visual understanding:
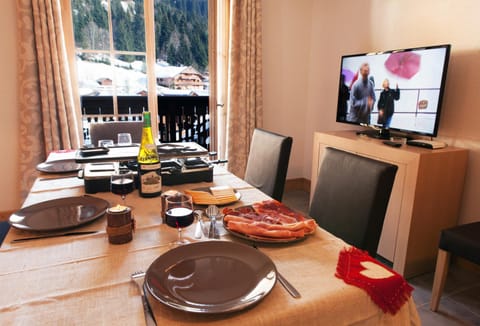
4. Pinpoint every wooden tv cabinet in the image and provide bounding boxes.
[311,131,468,277]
